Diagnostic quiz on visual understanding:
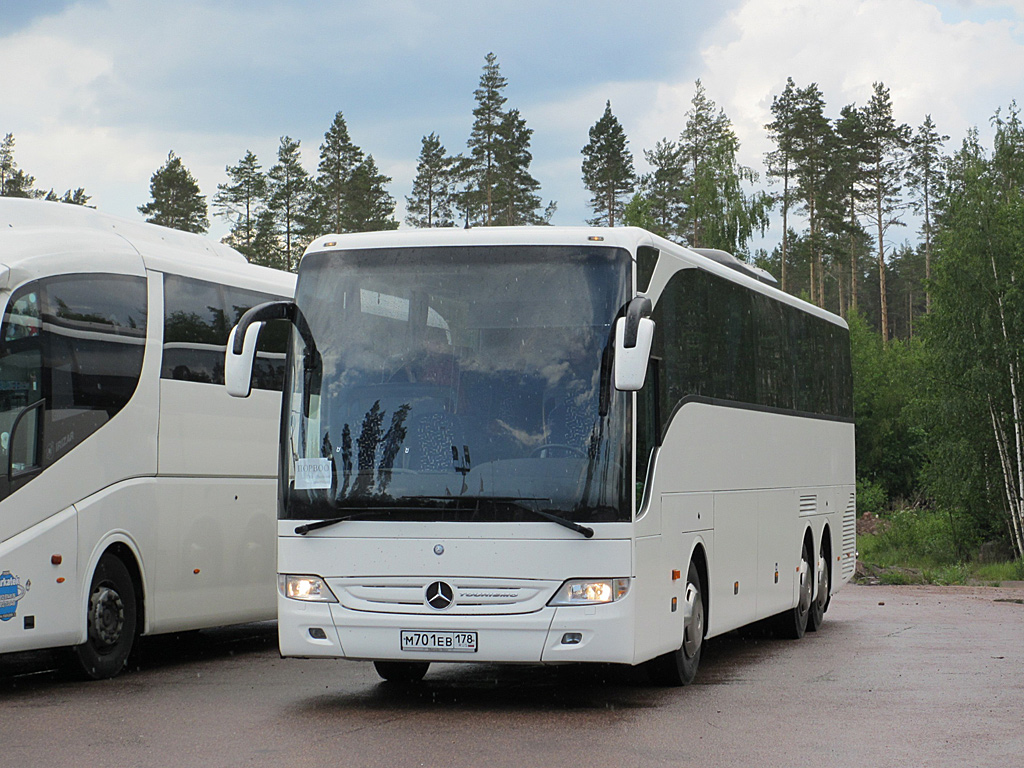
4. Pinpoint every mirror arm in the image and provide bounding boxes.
[231,301,296,355]
[623,296,653,348]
